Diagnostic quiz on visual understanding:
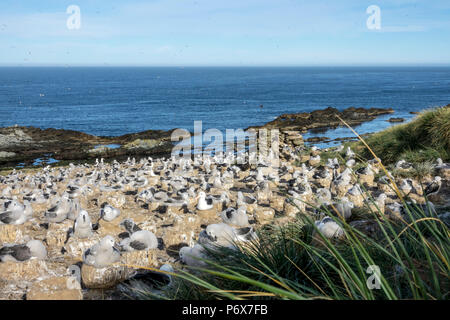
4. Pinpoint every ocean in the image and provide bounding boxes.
[0,66,449,147]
